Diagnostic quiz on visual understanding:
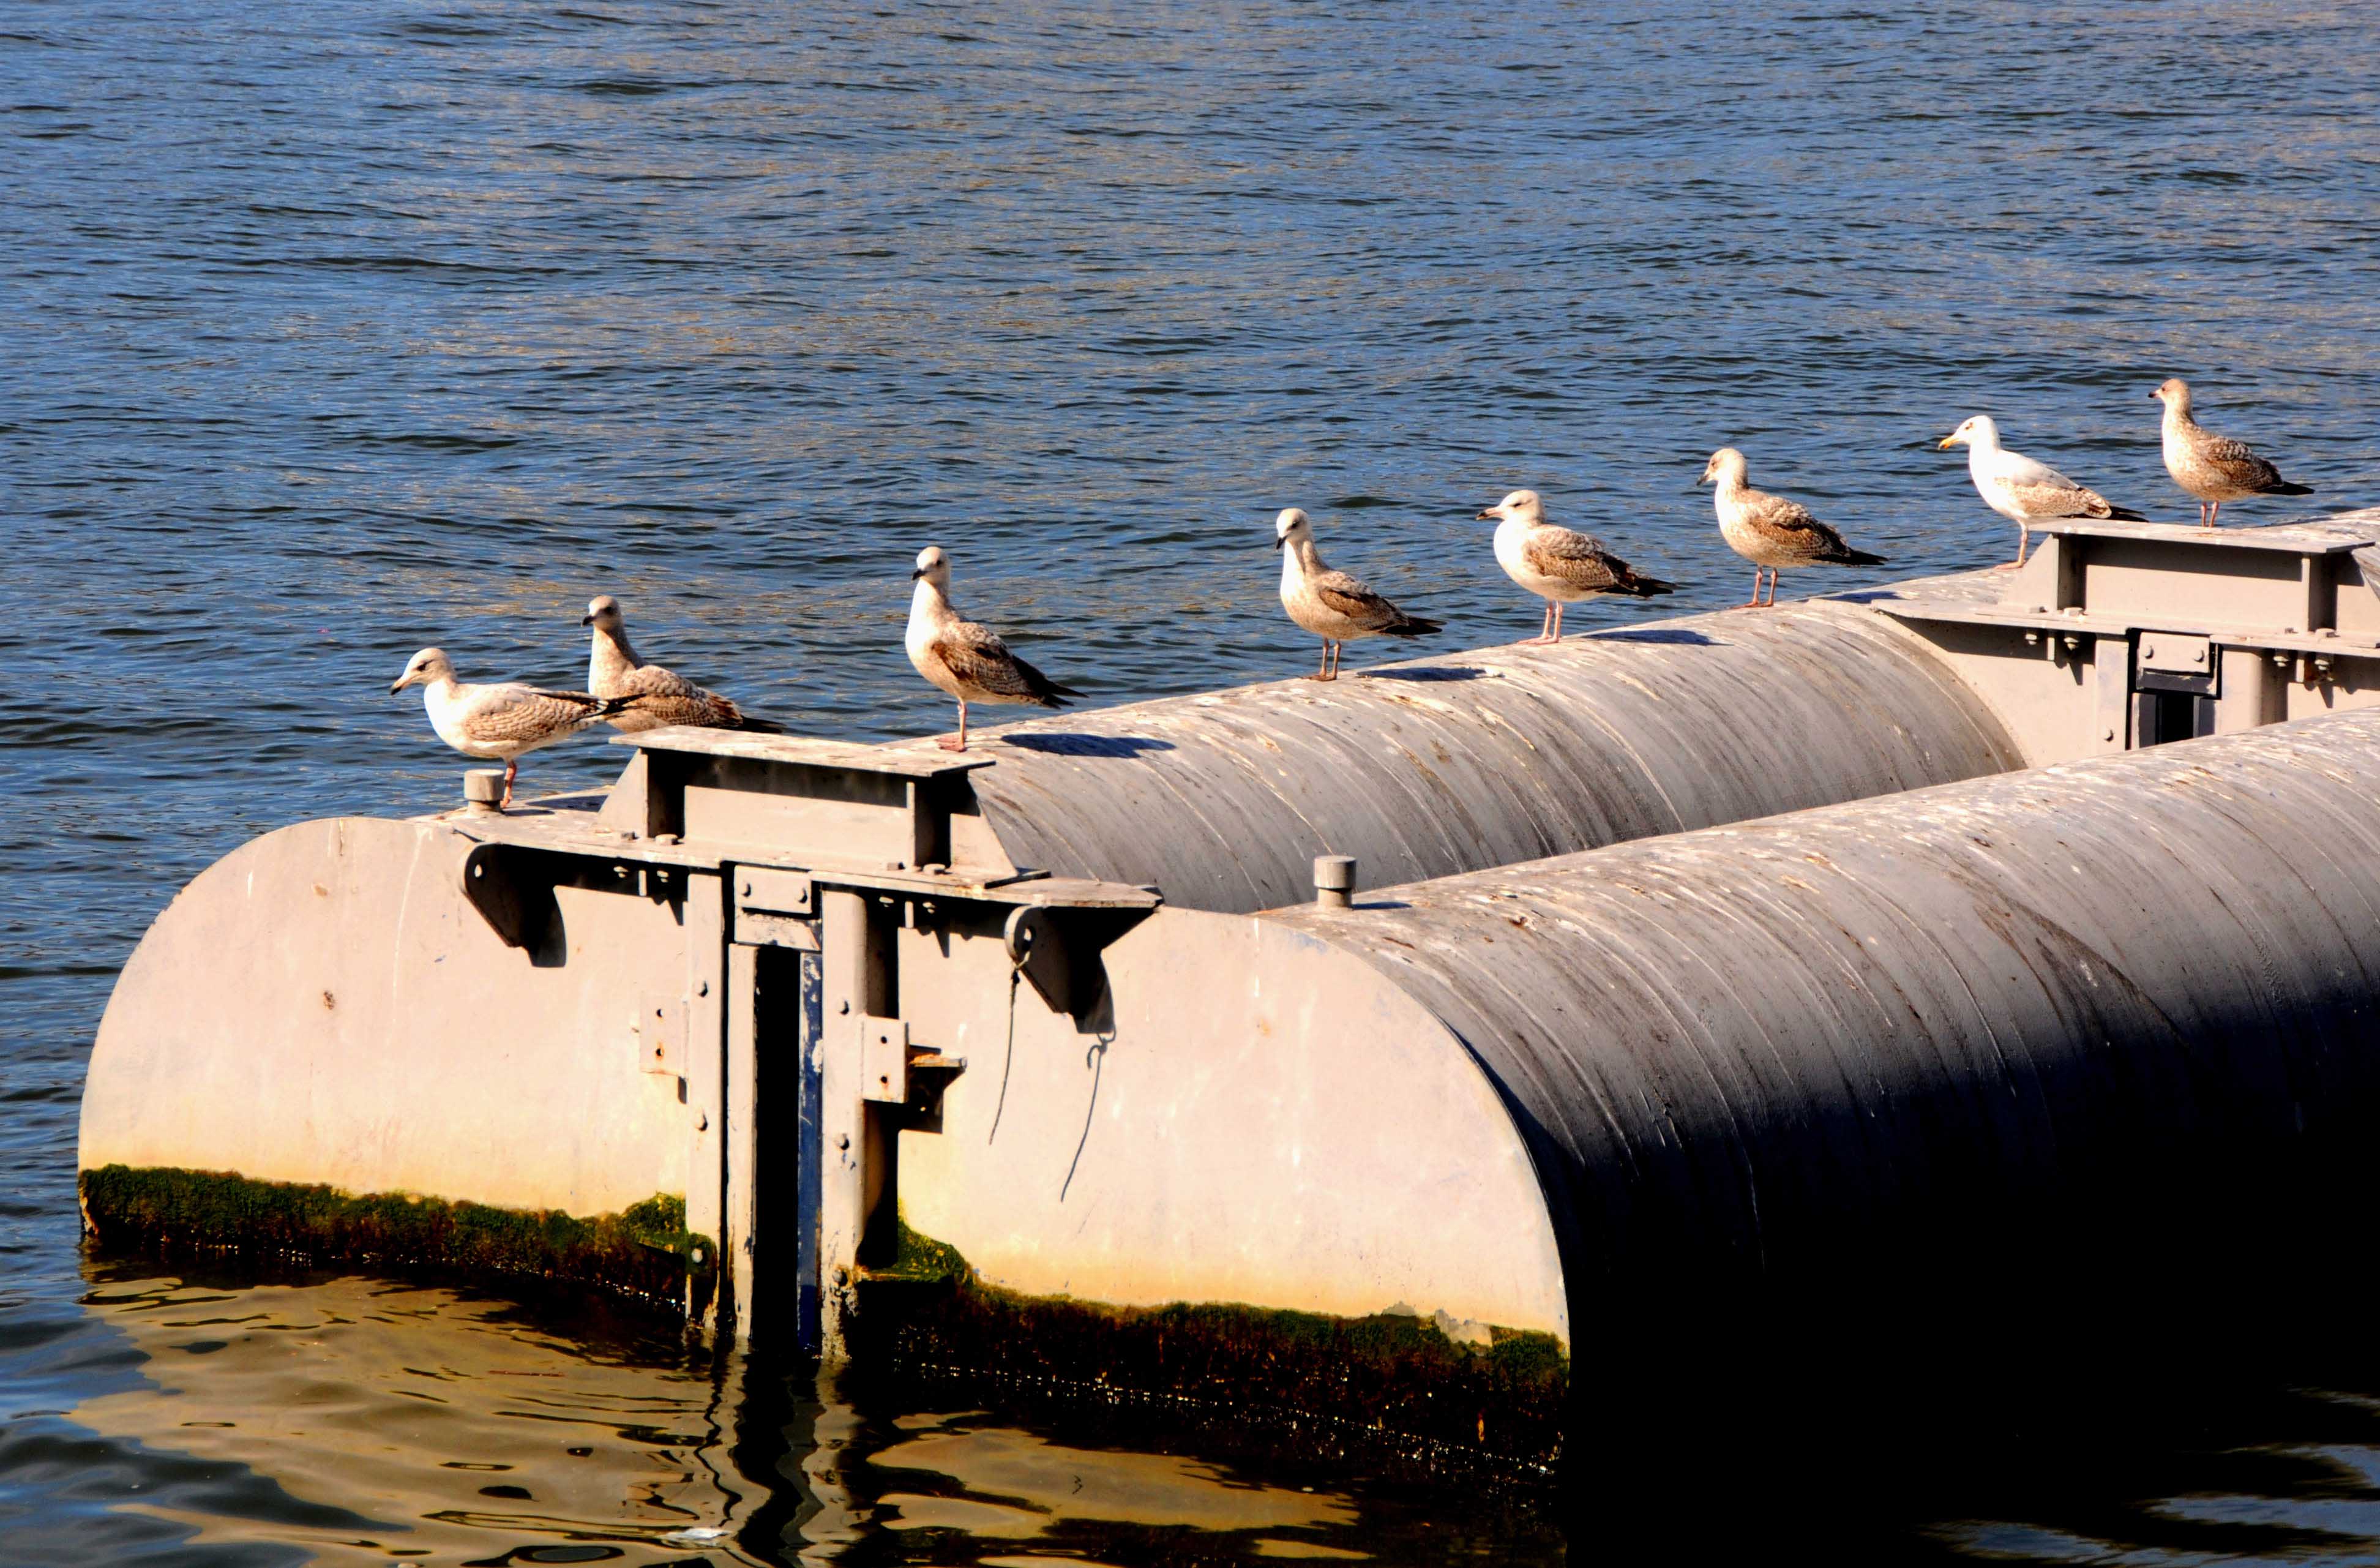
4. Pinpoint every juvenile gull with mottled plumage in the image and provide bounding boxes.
[388,647,618,808]
[905,546,1080,752]
[1273,508,1440,680]
[1476,489,1675,644]
[2152,378,2313,528]
[1699,447,1884,607]
[1939,415,2145,569]
[582,595,781,733]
